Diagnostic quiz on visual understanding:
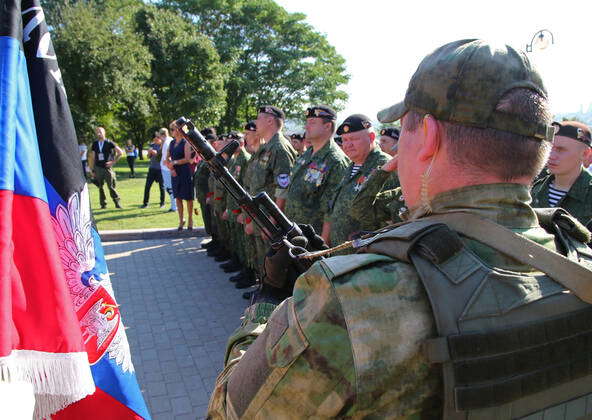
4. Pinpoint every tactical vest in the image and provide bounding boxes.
[356,209,592,419]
